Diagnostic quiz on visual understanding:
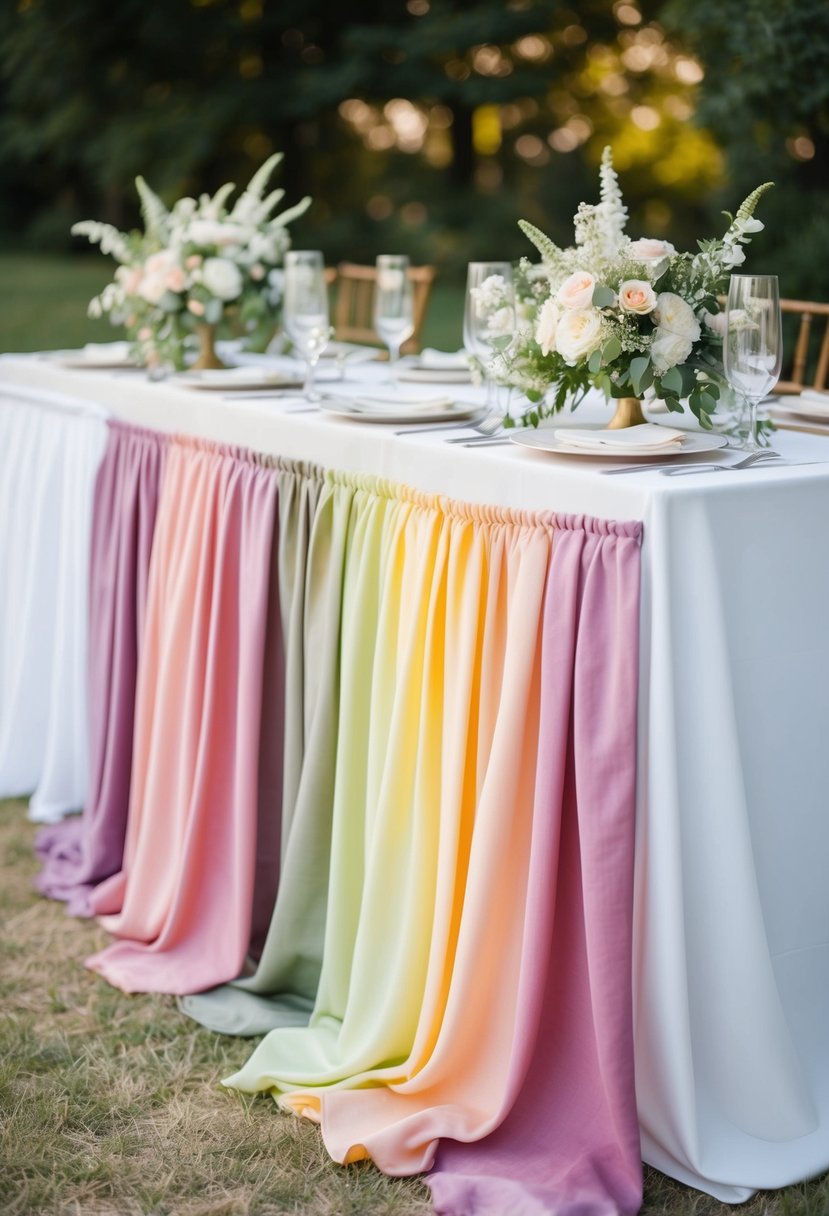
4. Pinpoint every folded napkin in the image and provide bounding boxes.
[553,423,685,452]
[418,348,470,371]
[350,391,455,414]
